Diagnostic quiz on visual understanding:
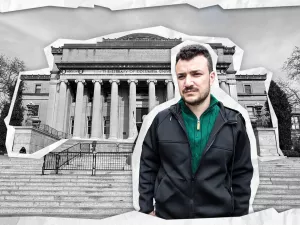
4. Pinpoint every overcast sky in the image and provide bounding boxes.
[0,4,300,80]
